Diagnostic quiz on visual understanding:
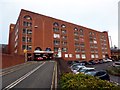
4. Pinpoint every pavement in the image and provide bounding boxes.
[1,61,56,89]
